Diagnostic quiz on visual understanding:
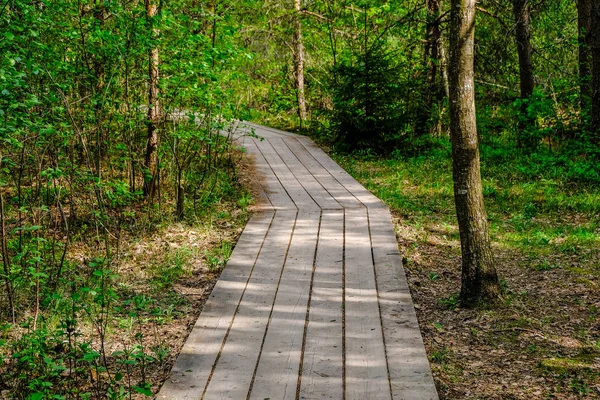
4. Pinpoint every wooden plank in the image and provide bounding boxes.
[296,137,384,210]
[257,138,320,211]
[344,208,392,400]
[236,121,296,140]
[269,137,342,210]
[202,210,298,398]
[299,210,345,400]
[242,138,293,210]
[244,121,298,138]
[161,122,438,400]
[157,210,275,399]
[249,210,321,399]
[234,122,285,140]
[369,208,439,400]
[284,138,363,209]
